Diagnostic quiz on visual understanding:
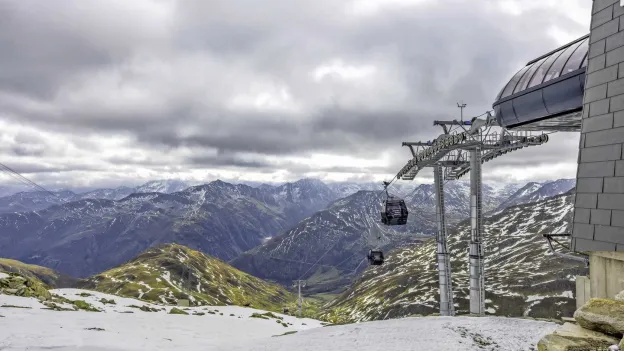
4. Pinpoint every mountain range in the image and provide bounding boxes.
[230,179,575,293]
[0,177,576,288]
[0,179,337,277]
[0,176,584,323]
[321,189,586,323]
[0,180,192,214]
